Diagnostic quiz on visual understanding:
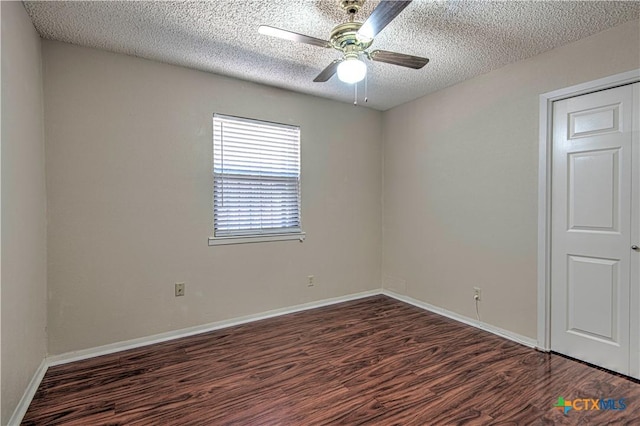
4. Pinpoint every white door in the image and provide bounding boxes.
[551,83,639,376]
